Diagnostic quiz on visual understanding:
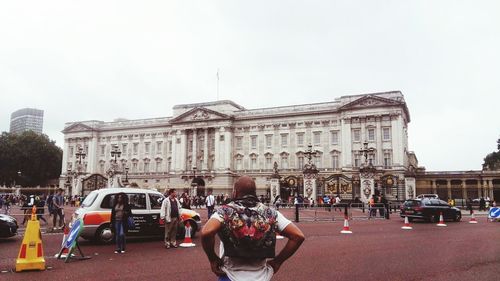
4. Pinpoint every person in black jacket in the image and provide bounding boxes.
[110,193,132,254]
